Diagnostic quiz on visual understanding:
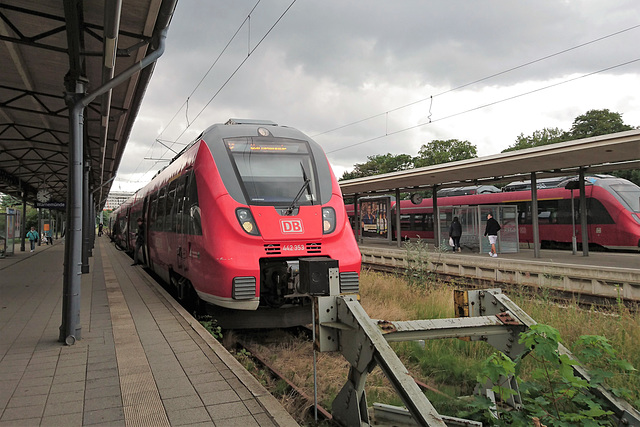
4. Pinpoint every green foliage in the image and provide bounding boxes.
[199,316,223,340]
[468,324,636,426]
[502,127,566,153]
[414,139,477,168]
[340,153,414,180]
[569,109,633,139]
[404,238,435,287]
[0,194,22,208]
